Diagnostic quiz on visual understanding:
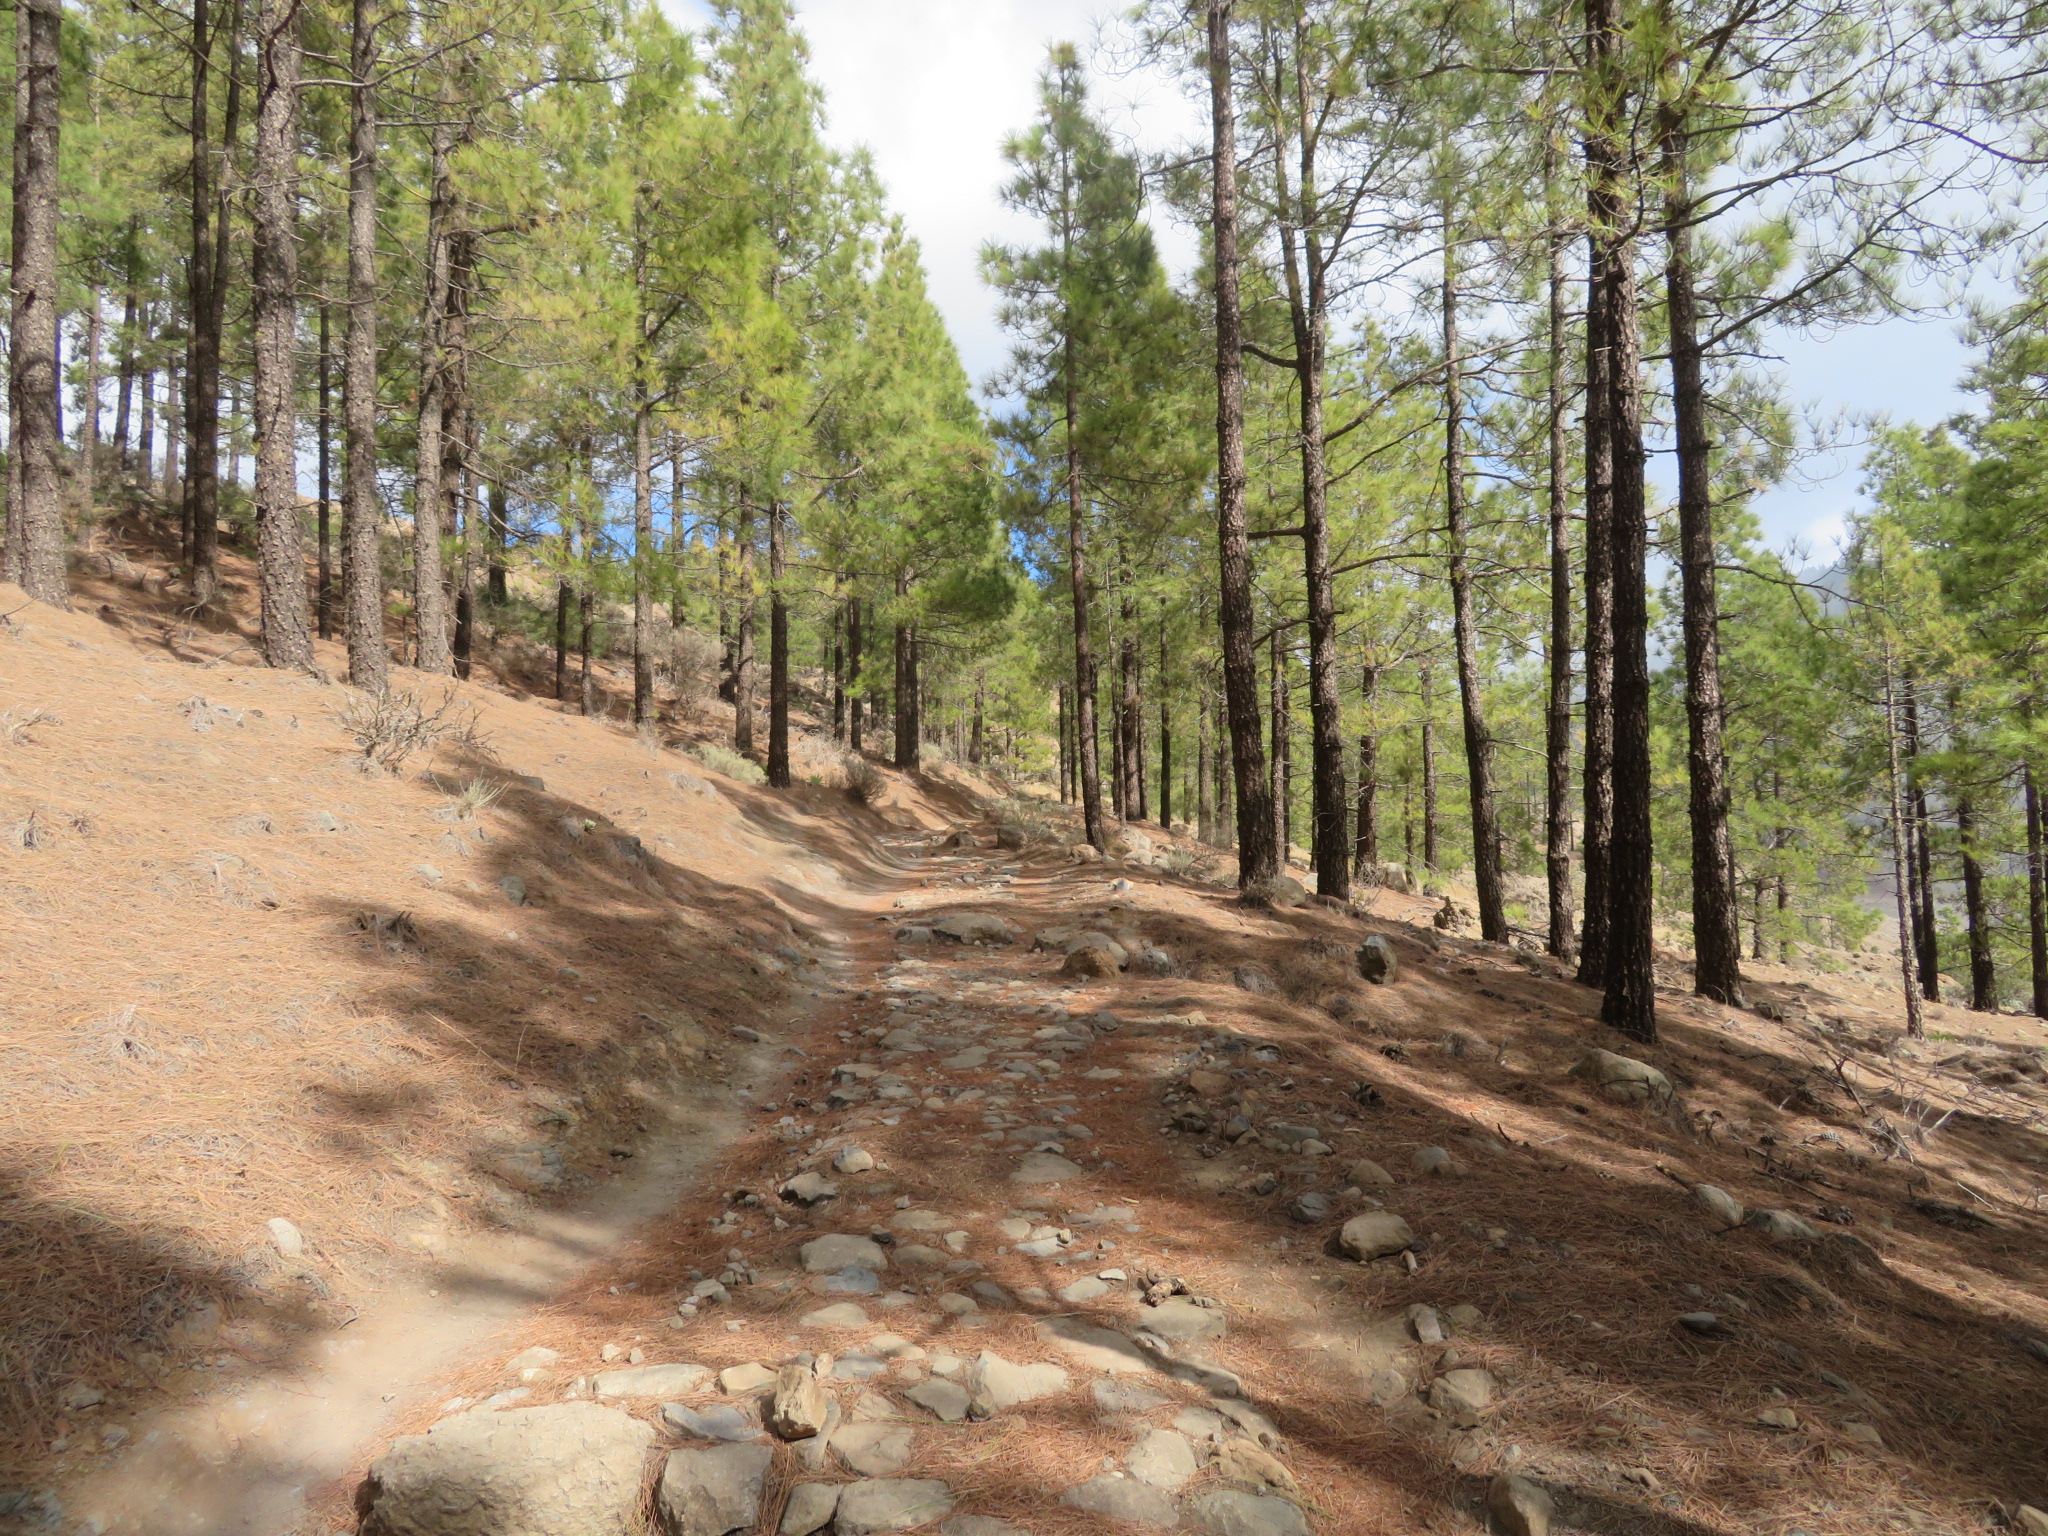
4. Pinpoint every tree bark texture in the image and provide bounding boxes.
[1544,172,1576,961]
[252,0,310,669]
[1957,794,1995,1011]
[343,0,388,692]
[768,503,791,787]
[1208,0,1276,890]
[6,0,66,605]
[411,108,457,675]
